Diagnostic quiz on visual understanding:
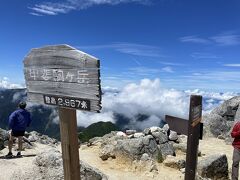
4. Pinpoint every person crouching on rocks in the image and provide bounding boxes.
[5,101,32,158]
[231,120,240,180]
